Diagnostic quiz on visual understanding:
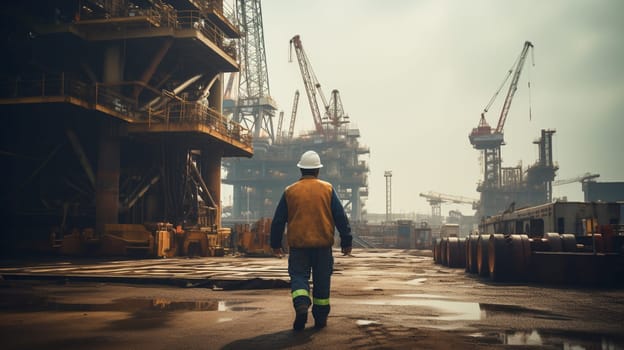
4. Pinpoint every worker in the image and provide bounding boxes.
[270,150,353,331]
